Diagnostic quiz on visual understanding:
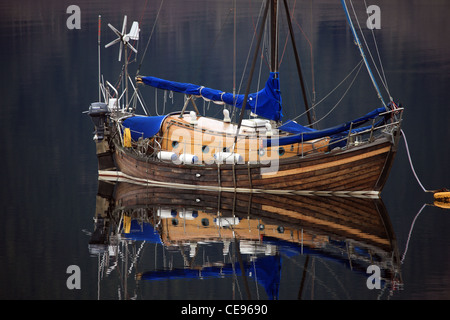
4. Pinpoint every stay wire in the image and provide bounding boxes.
[288,59,364,125]
[348,0,391,100]
[136,0,165,76]
[231,0,266,121]
[363,0,390,99]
